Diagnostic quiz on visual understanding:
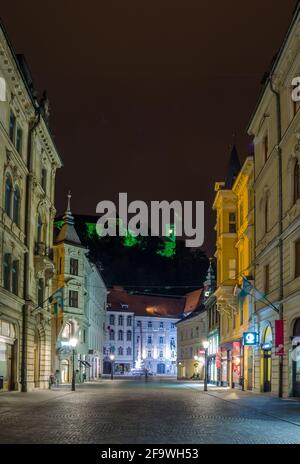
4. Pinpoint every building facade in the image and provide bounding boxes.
[204,261,219,385]
[103,309,135,375]
[248,3,300,398]
[134,315,178,375]
[0,23,62,391]
[177,306,207,380]
[213,148,255,389]
[52,195,106,384]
